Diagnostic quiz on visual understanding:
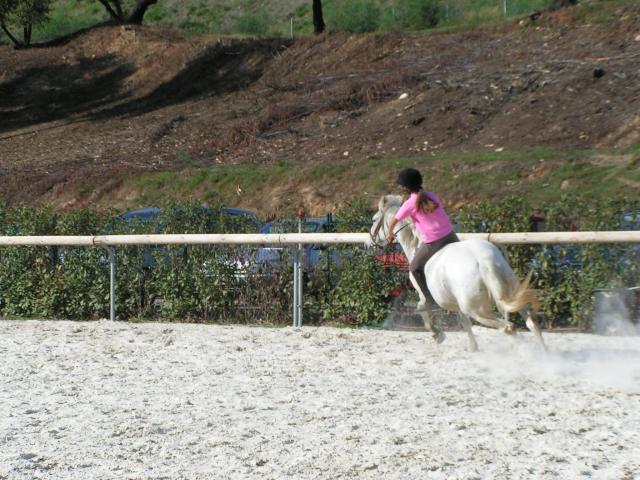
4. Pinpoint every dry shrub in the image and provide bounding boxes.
[327,69,421,110]
[224,99,312,146]
[224,64,421,145]
[224,121,260,147]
